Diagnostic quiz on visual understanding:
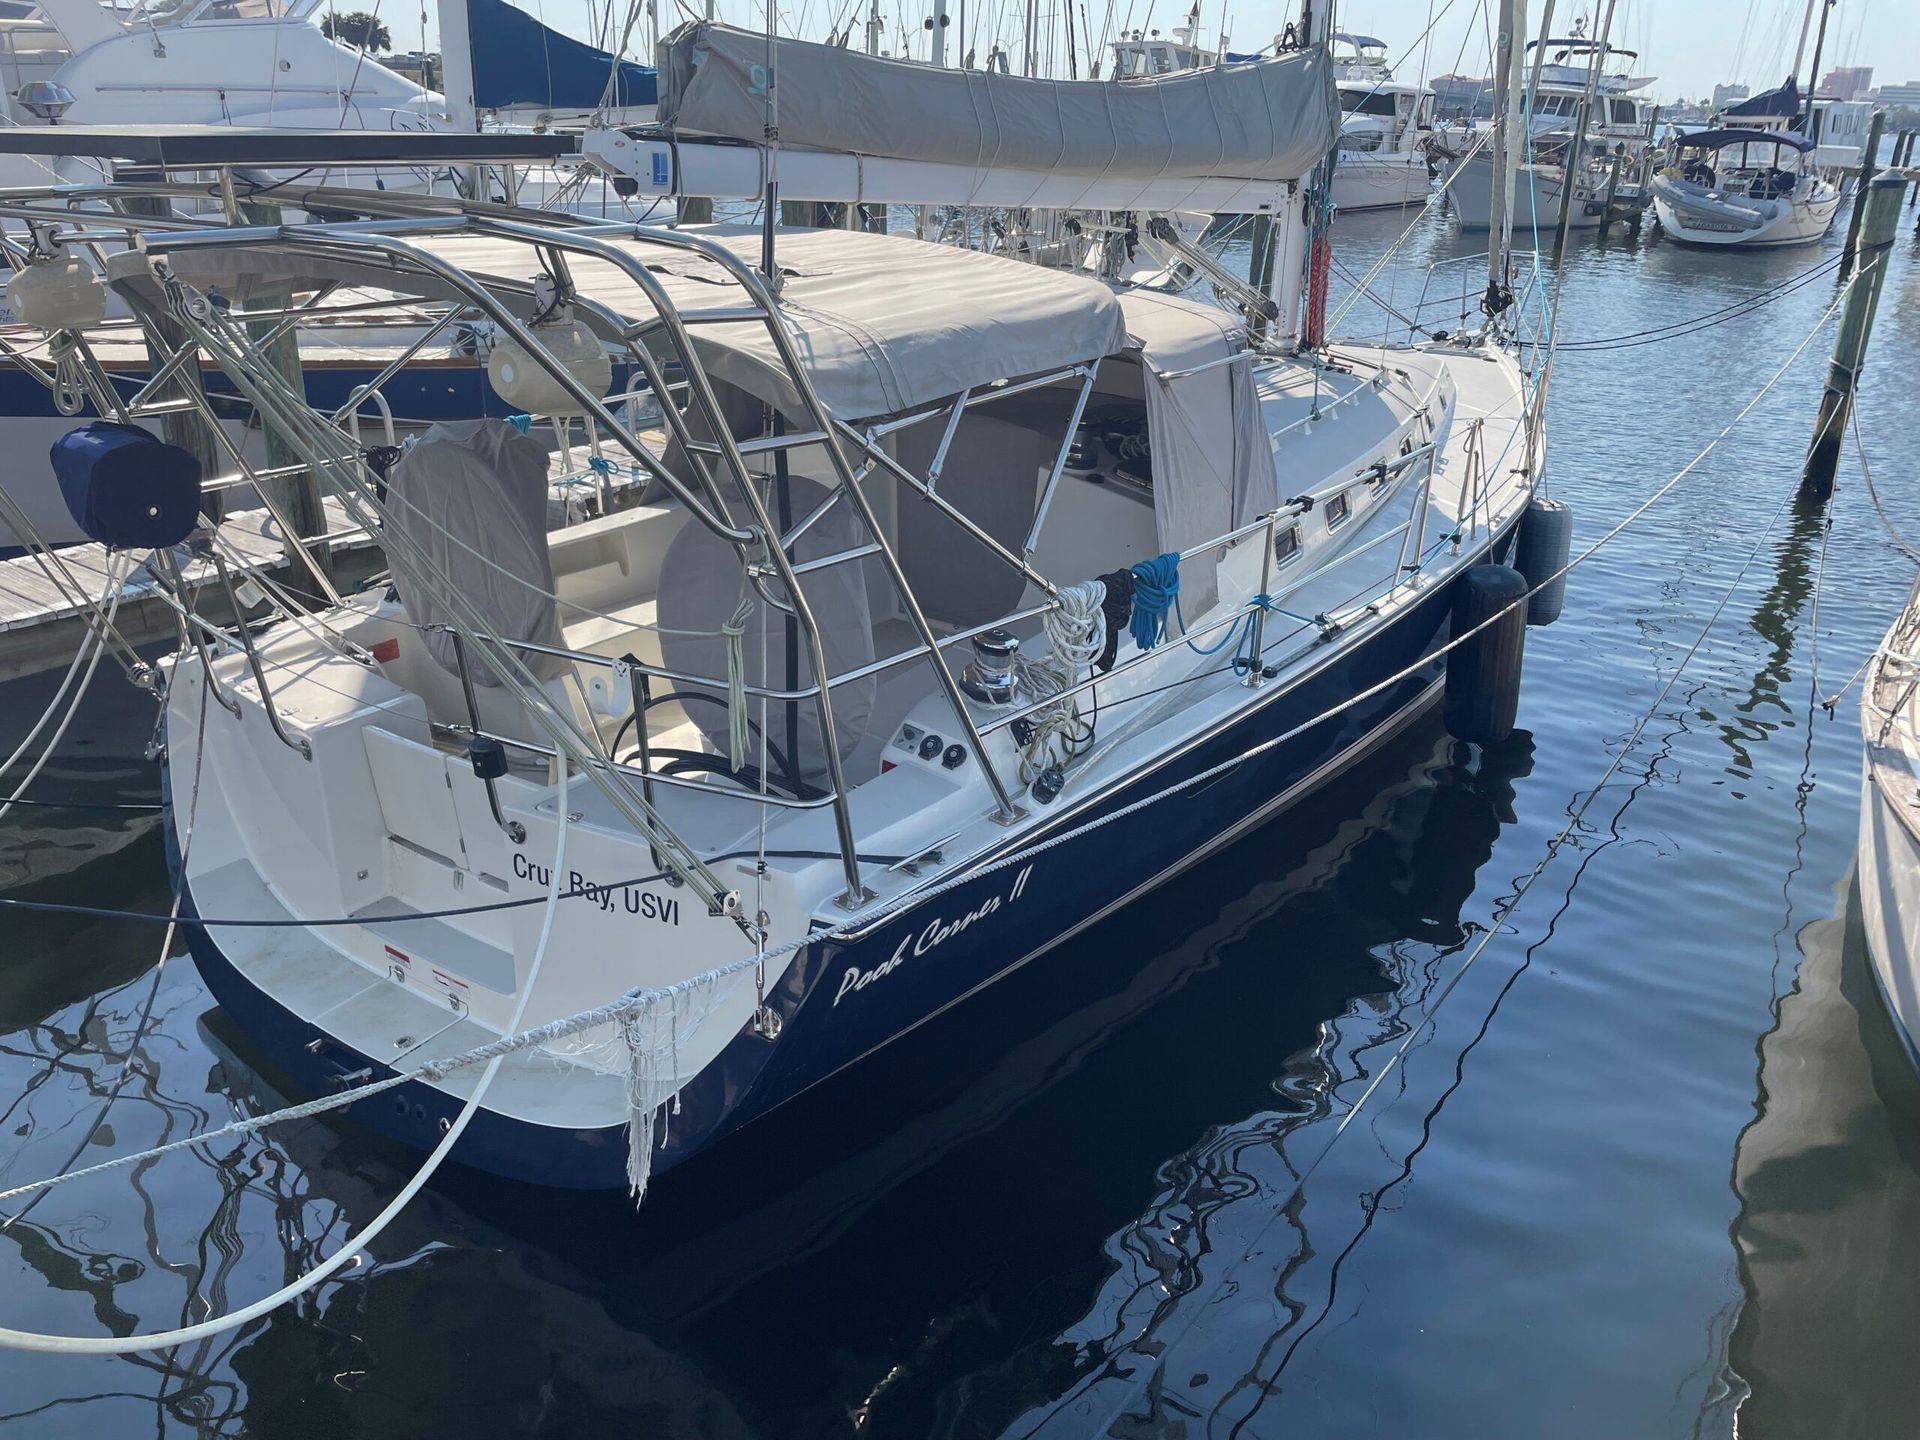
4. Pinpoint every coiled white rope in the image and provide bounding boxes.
[1015,580,1106,783]
[47,331,88,418]
[0,760,575,1356]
